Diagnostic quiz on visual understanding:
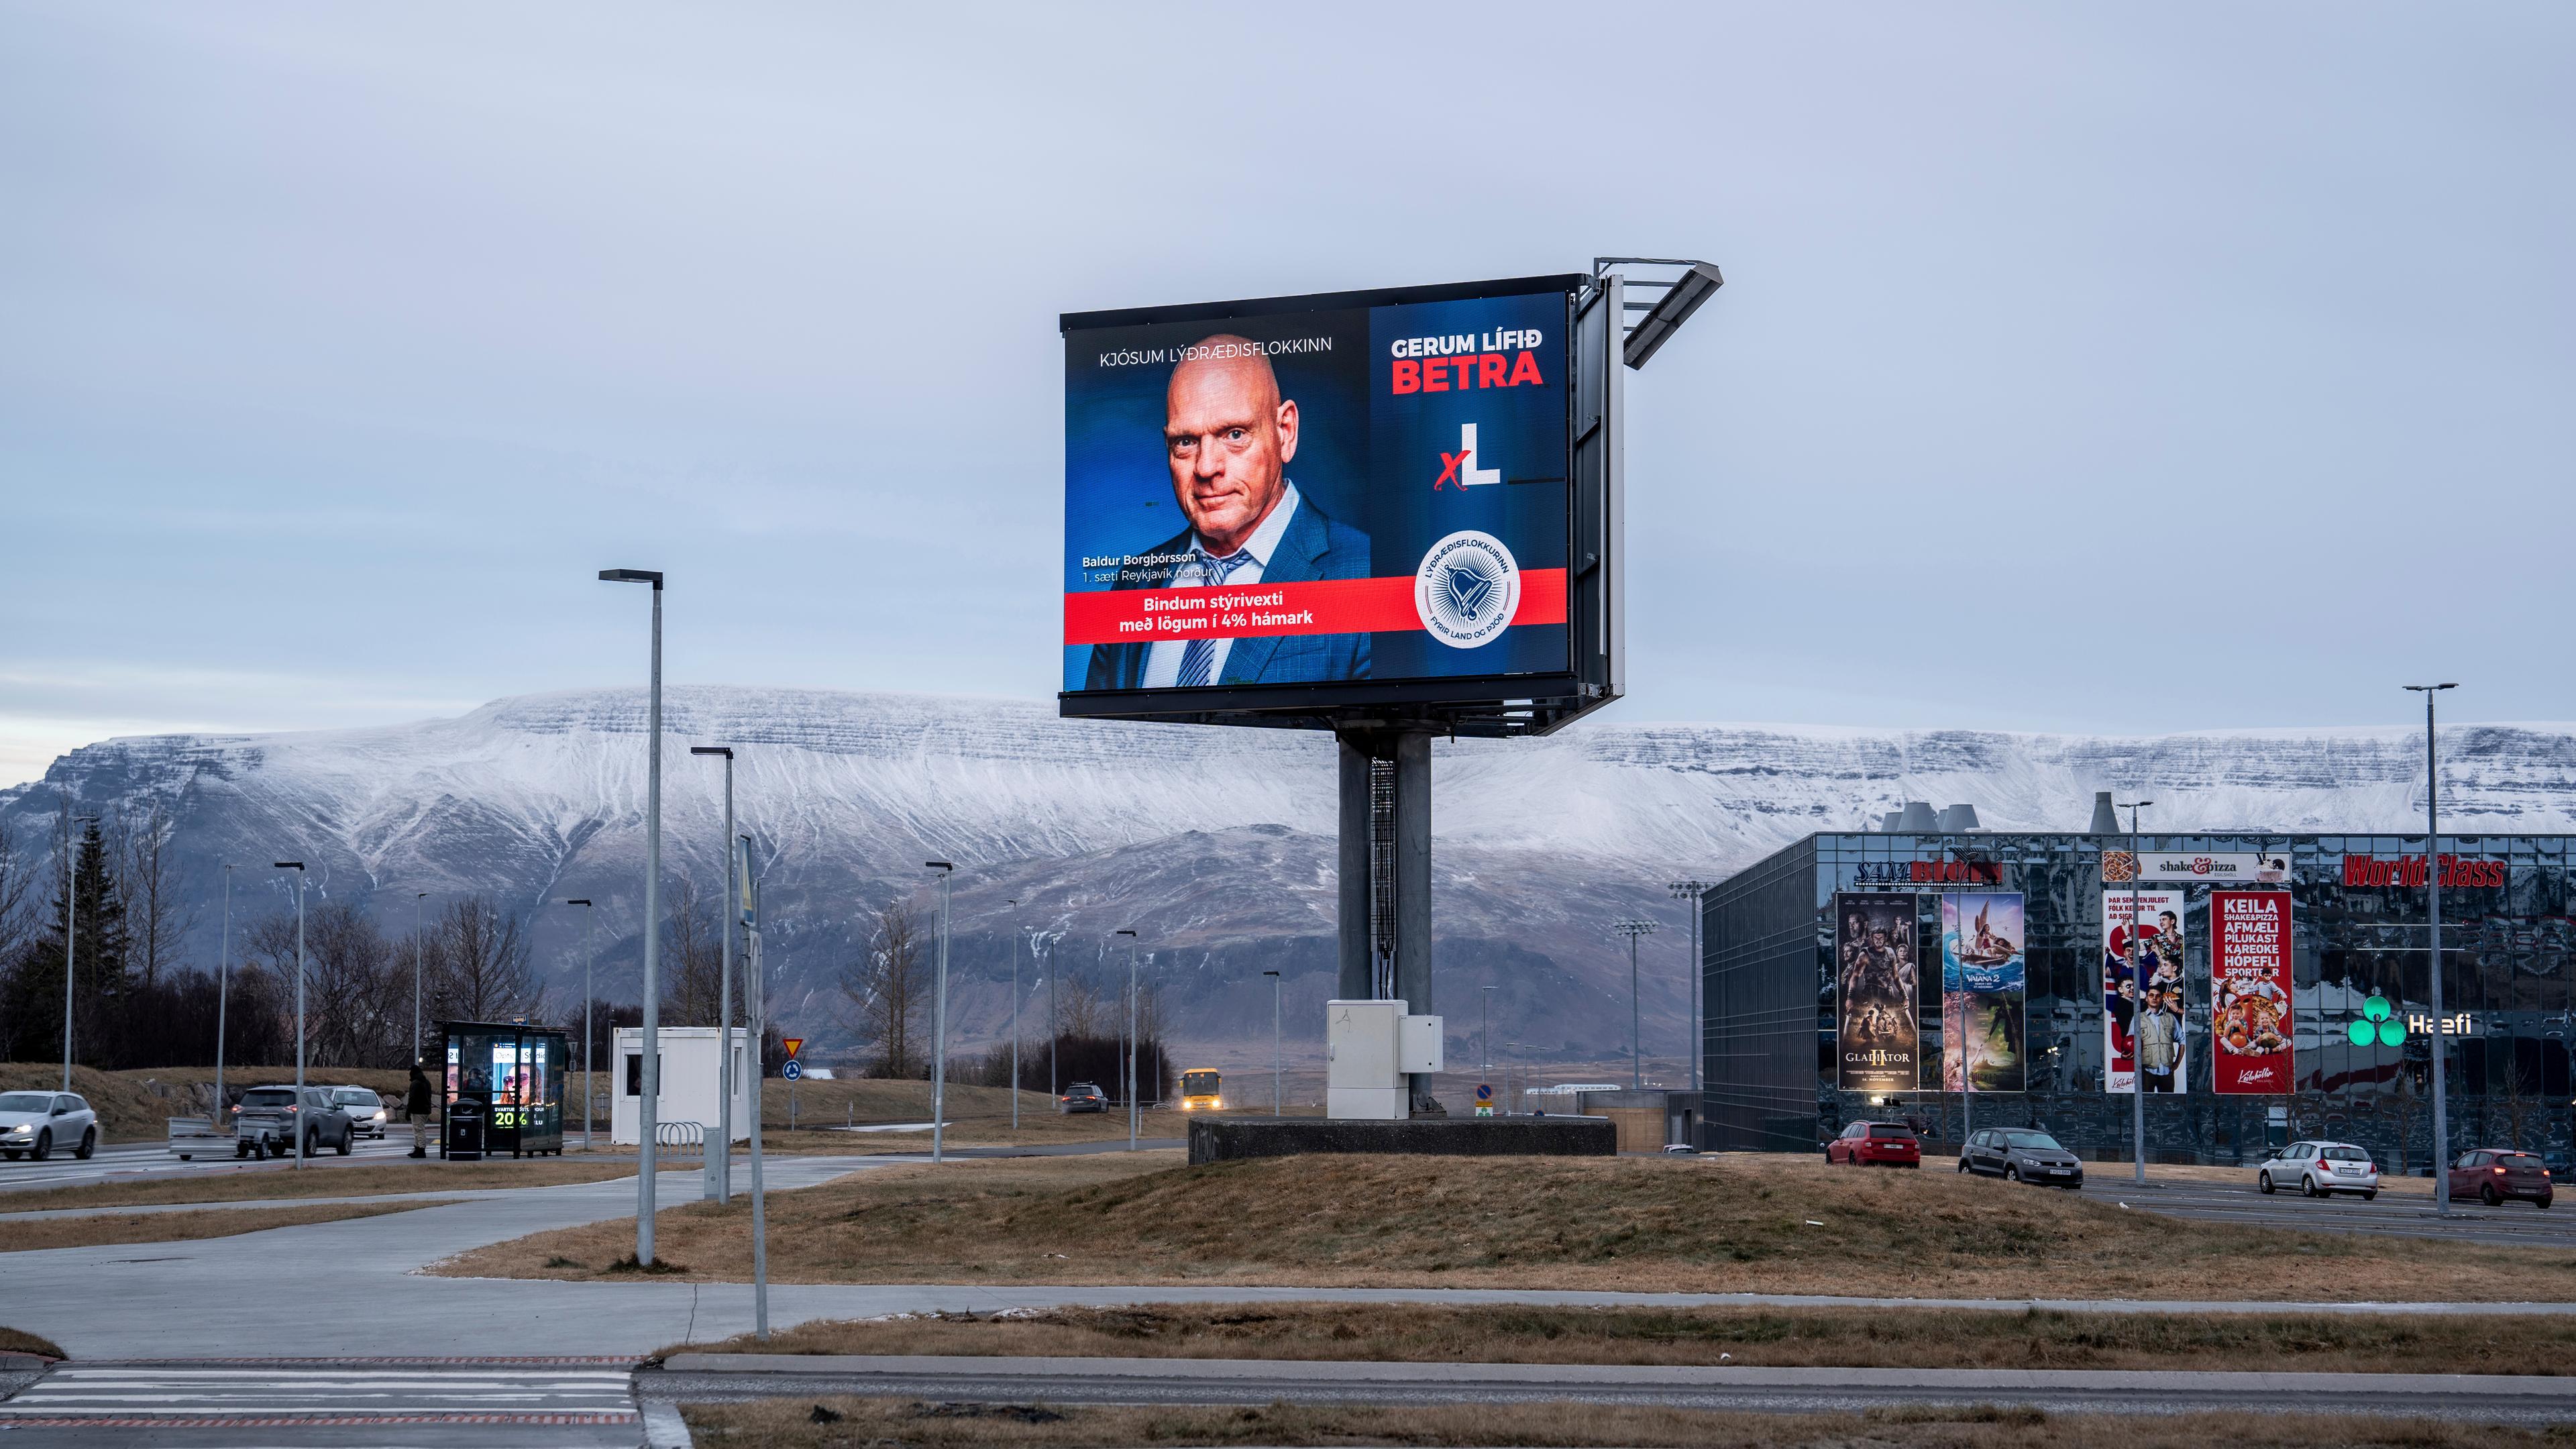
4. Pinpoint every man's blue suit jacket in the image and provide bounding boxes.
[1083,498,1372,690]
